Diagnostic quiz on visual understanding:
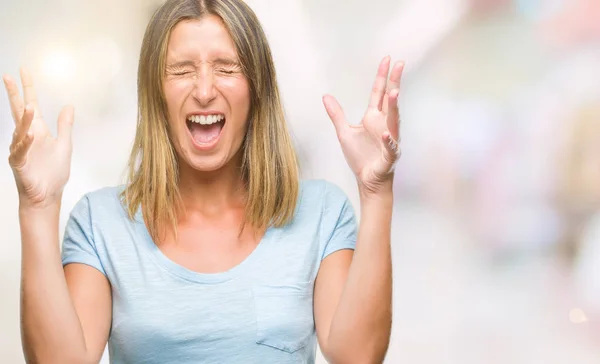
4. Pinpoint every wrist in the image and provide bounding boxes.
[358,178,394,202]
[19,198,62,216]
